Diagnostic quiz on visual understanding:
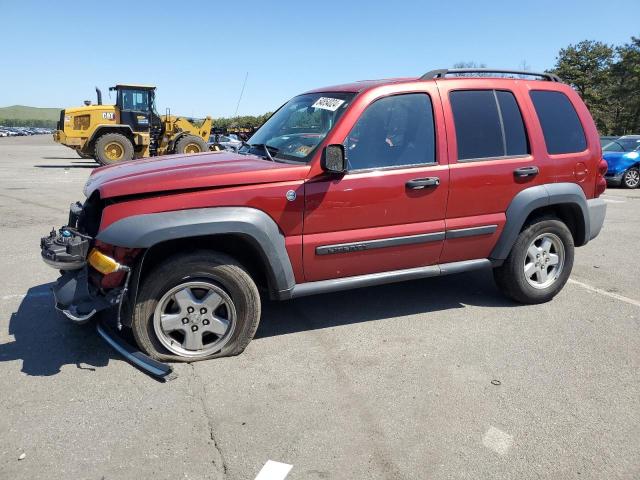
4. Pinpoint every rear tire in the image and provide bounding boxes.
[174,135,208,155]
[76,150,93,159]
[622,167,639,189]
[493,218,574,304]
[94,133,134,165]
[131,251,261,362]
